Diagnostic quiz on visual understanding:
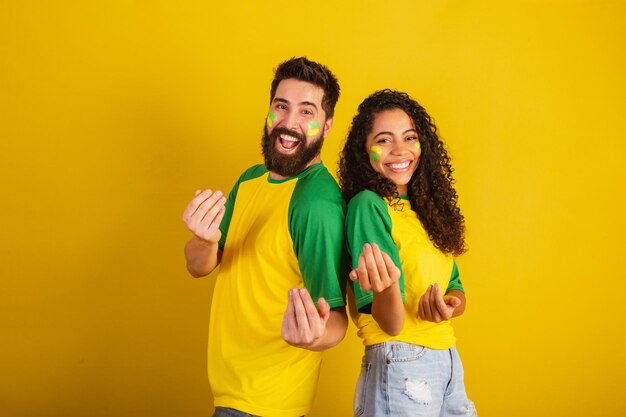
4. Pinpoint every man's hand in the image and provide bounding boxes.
[418,283,462,323]
[182,189,226,244]
[281,288,330,350]
[349,243,400,293]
